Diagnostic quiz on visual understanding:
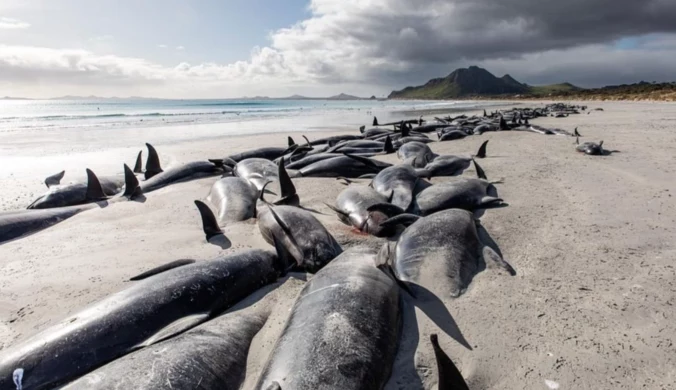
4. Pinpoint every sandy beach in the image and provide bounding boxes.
[1,101,675,389]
